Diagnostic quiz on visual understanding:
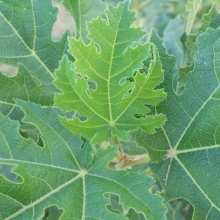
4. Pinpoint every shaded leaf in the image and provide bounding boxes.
[0,0,67,84]
[0,64,55,118]
[0,100,167,220]
[131,27,220,219]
